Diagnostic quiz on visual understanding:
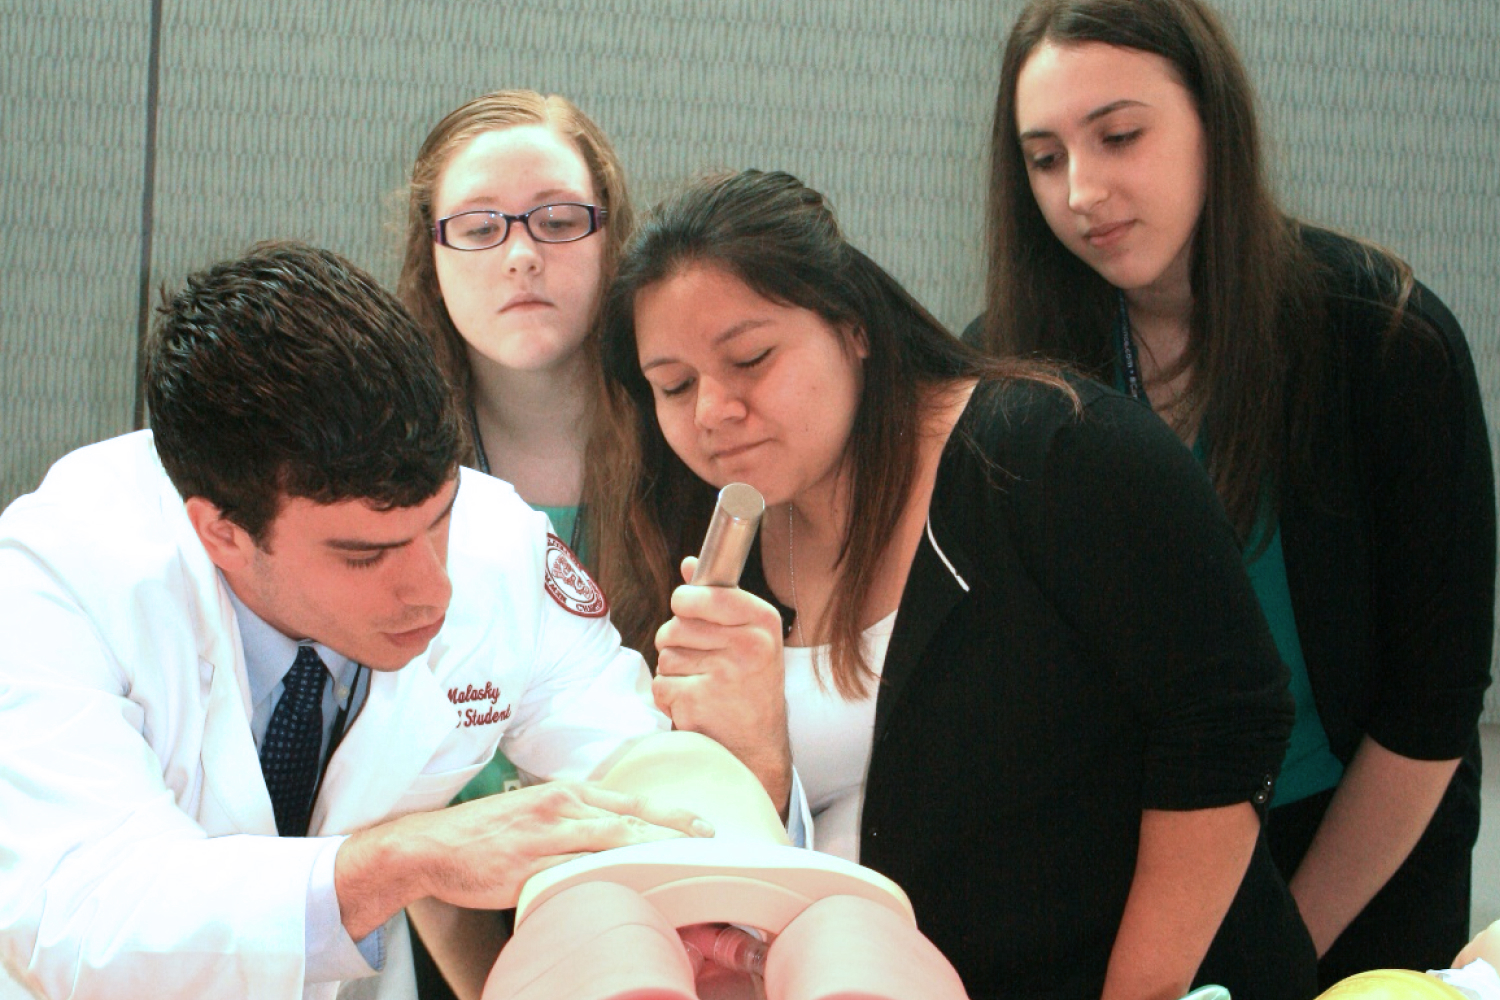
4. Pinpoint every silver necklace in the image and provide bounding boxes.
[787,503,807,648]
